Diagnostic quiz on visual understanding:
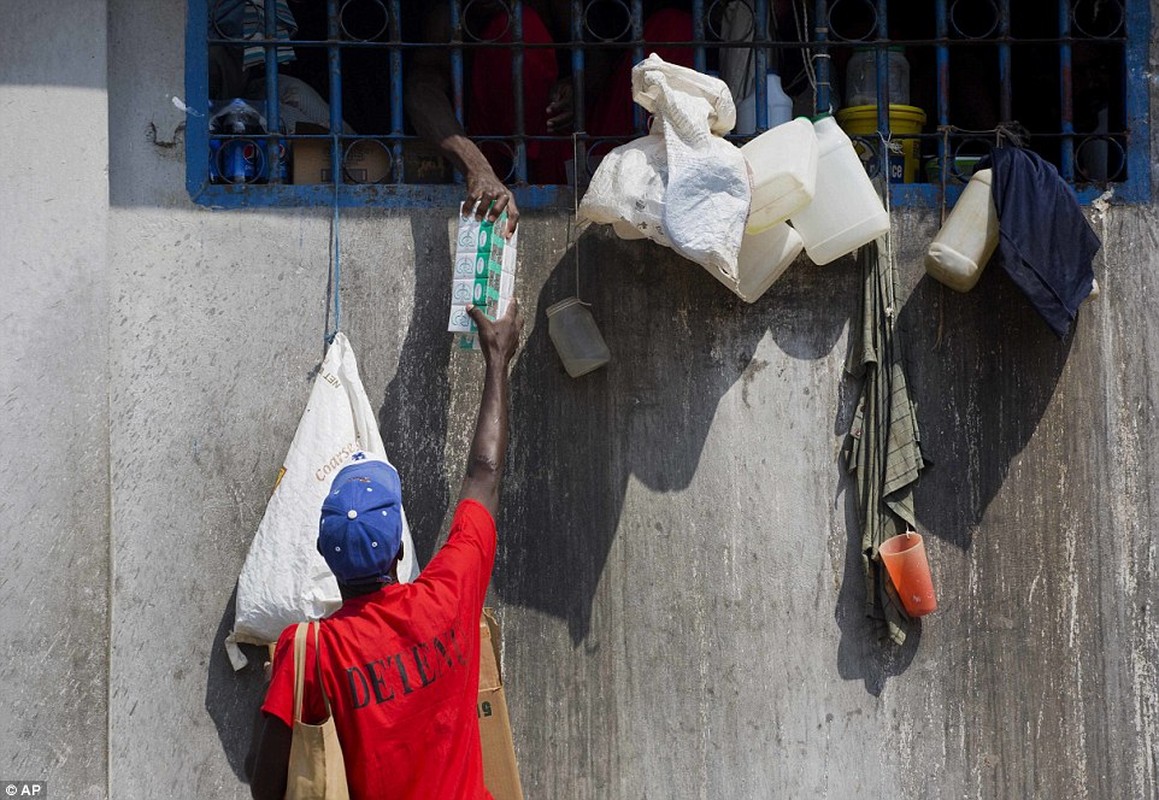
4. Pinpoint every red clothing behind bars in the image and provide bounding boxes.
[468,7,694,183]
[262,500,497,800]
